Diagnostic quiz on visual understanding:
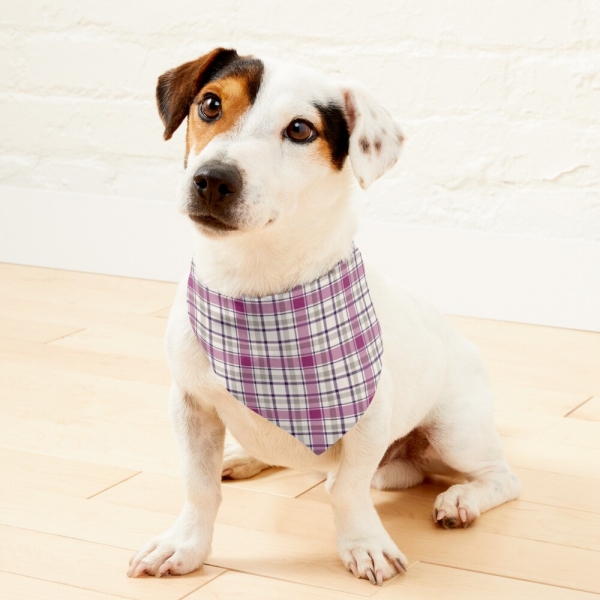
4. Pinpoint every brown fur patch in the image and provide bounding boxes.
[157,48,239,141]
[343,90,357,133]
[313,102,350,170]
[374,139,382,154]
[378,428,430,468]
[359,137,371,154]
[187,75,255,155]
